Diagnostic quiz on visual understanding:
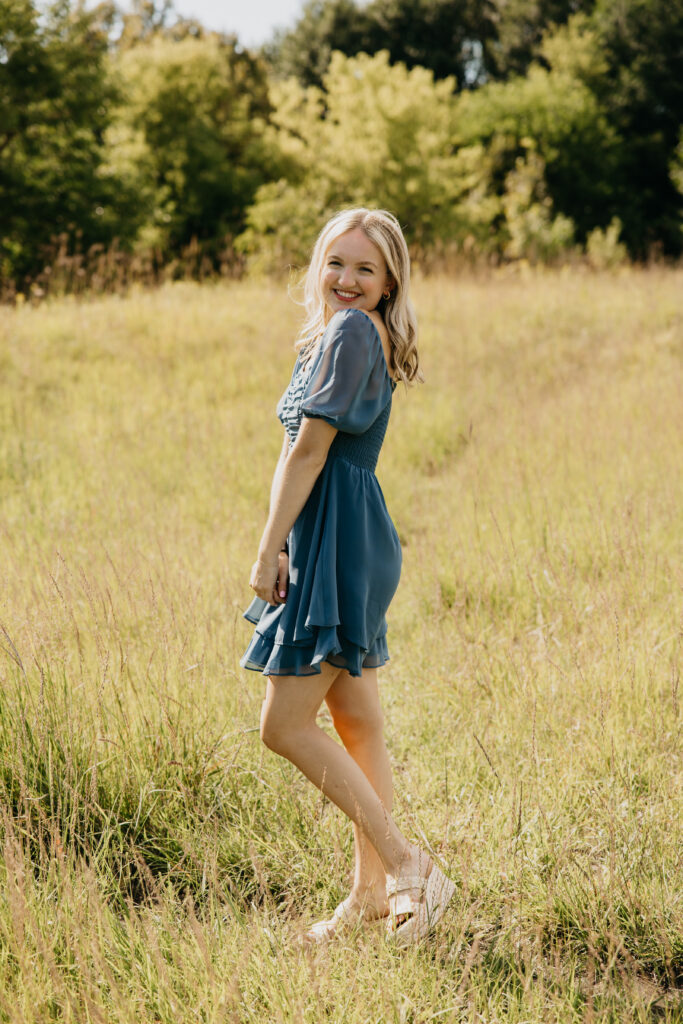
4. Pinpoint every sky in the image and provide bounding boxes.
[164,0,308,47]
